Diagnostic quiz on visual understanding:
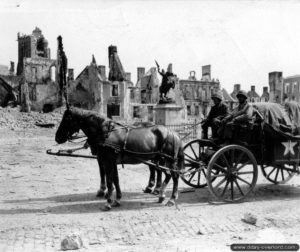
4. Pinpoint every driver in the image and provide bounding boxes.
[201,91,228,139]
